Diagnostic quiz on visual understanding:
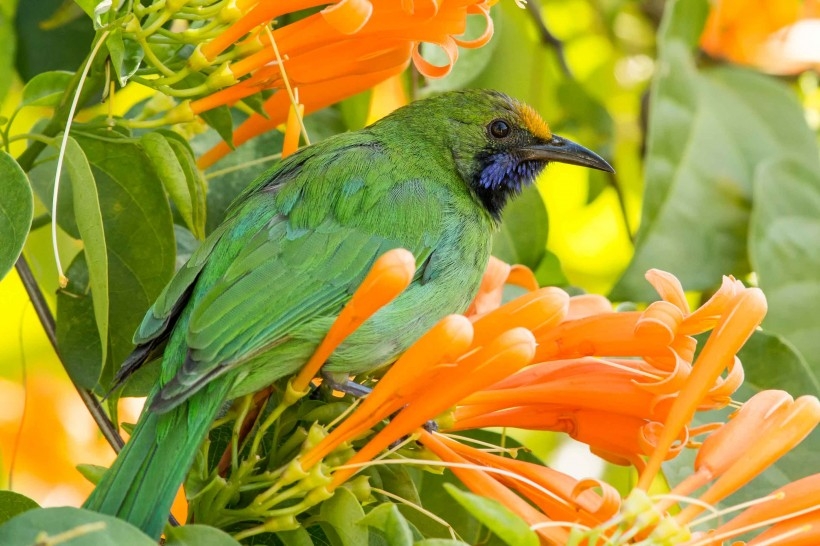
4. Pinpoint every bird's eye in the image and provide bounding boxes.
[489,119,511,139]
